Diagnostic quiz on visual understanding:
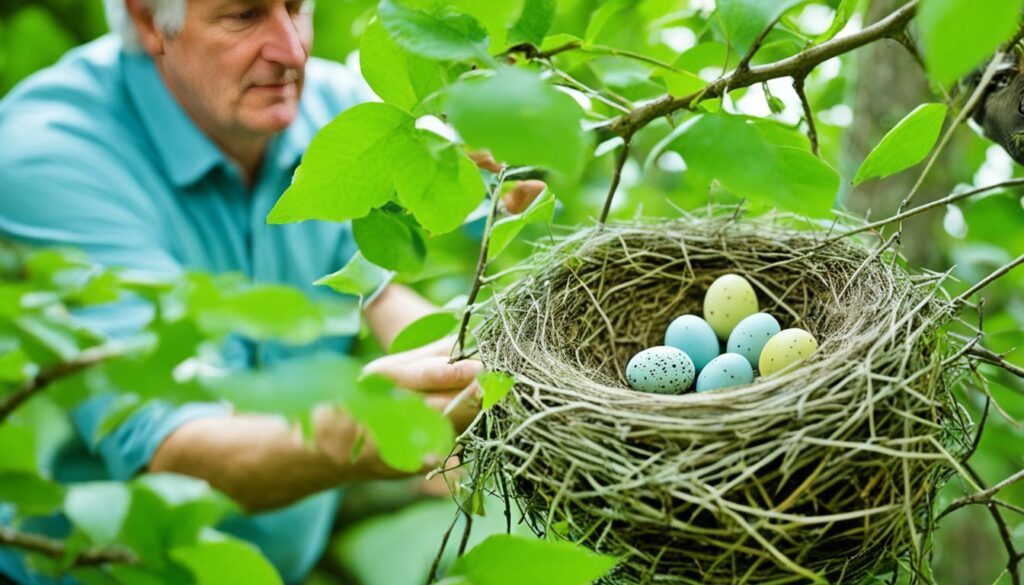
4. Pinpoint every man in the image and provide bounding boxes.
[0,0,542,582]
